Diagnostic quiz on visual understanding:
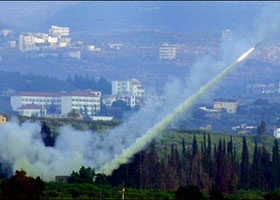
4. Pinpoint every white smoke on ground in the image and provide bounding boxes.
[0,3,280,180]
